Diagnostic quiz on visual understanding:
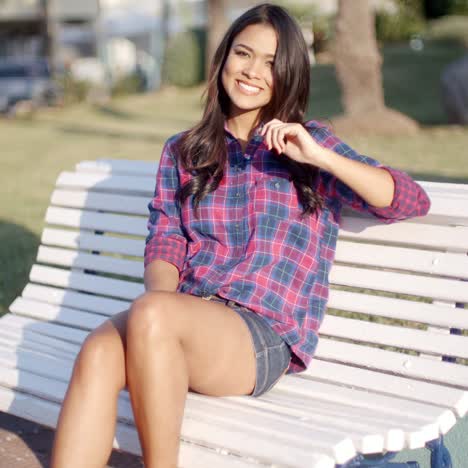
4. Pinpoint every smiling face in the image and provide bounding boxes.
[221,23,277,122]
